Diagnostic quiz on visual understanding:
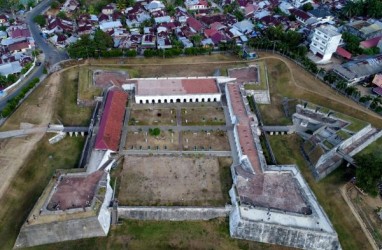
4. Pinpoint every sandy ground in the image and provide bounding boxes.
[119,155,224,206]
[0,73,60,200]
